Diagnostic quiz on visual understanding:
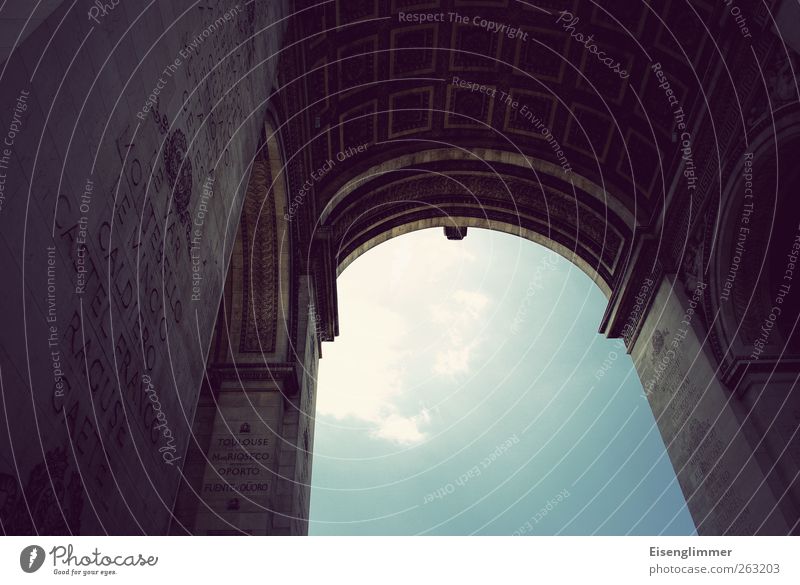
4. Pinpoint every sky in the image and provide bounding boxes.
[308,227,696,536]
